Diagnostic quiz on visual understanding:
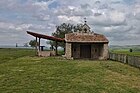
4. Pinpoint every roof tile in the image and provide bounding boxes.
[65,33,109,43]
